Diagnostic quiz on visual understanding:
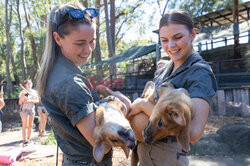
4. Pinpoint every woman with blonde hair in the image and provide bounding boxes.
[36,2,131,165]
